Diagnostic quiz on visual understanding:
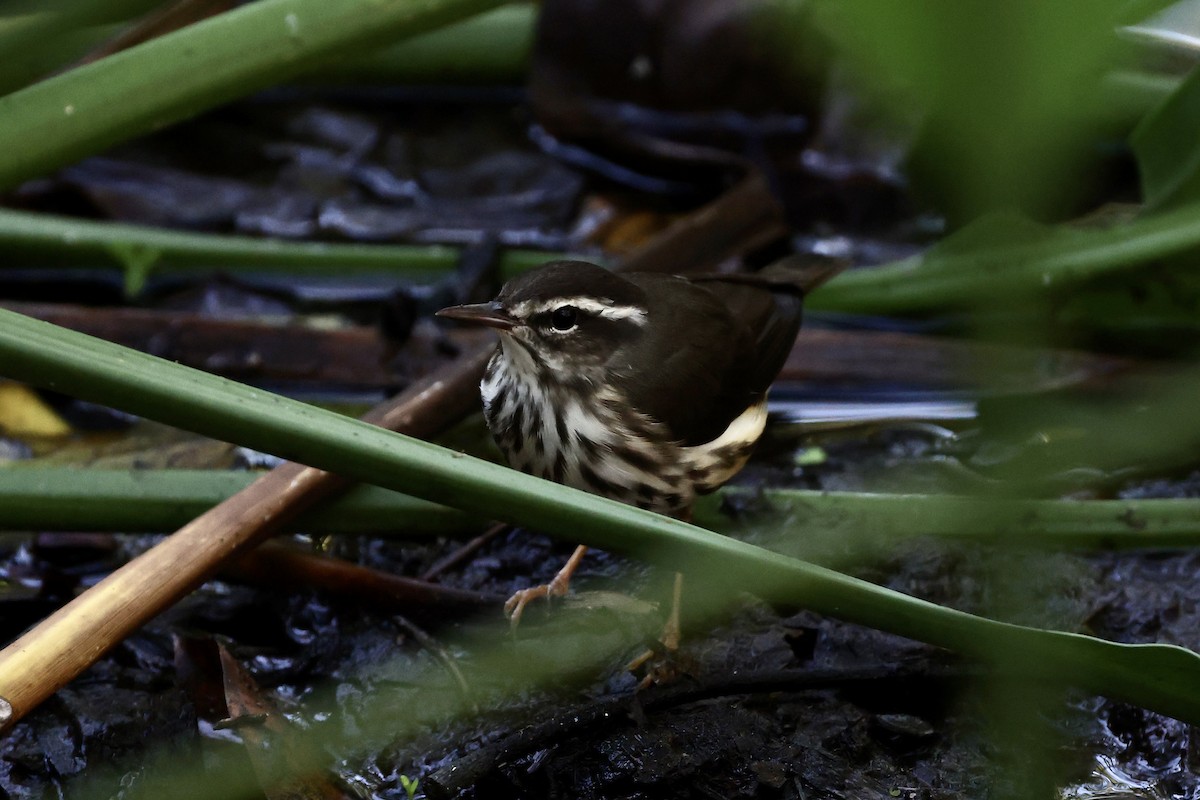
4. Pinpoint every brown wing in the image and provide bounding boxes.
[615,268,809,446]
[685,253,843,400]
